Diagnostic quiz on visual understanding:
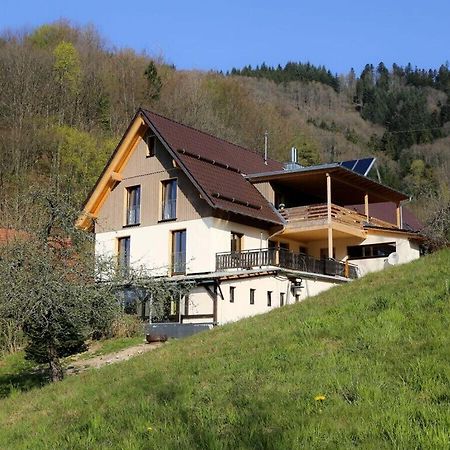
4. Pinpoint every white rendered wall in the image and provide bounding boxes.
[95,217,271,276]
[306,233,420,276]
[182,274,342,325]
